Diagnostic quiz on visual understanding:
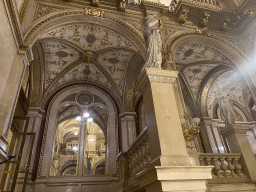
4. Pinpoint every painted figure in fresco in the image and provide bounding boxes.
[144,15,162,69]
[215,90,236,127]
